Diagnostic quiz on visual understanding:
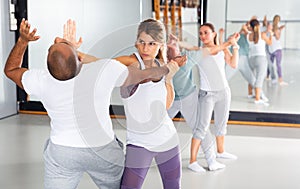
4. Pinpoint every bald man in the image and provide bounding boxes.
[4,19,179,189]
